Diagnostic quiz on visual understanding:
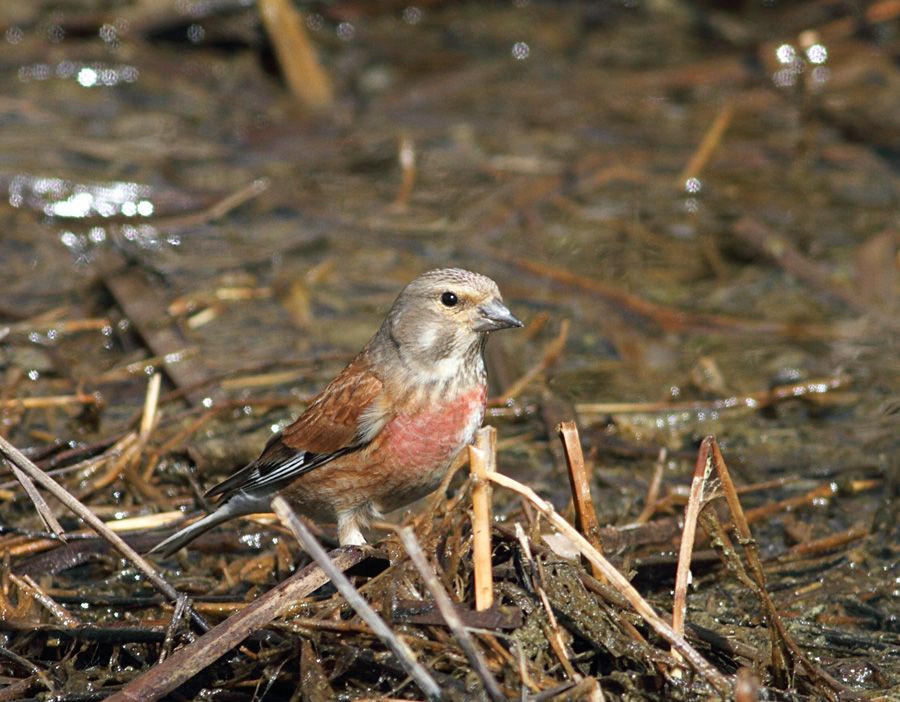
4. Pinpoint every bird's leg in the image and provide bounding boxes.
[337,509,367,546]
